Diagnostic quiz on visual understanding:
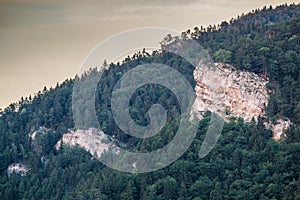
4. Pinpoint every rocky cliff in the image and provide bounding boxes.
[192,63,269,122]
[55,128,119,157]
[192,62,290,140]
